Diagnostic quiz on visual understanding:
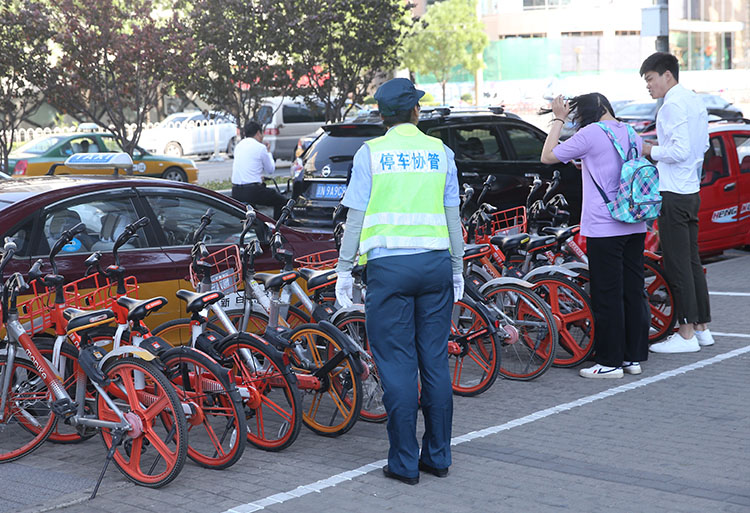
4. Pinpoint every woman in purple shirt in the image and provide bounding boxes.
[540,93,649,379]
